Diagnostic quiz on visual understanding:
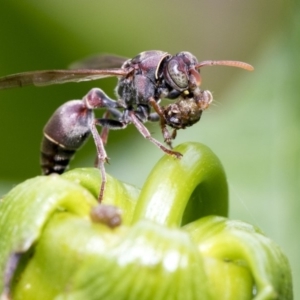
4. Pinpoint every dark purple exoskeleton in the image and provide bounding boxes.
[41,100,93,175]
[0,50,253,203]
